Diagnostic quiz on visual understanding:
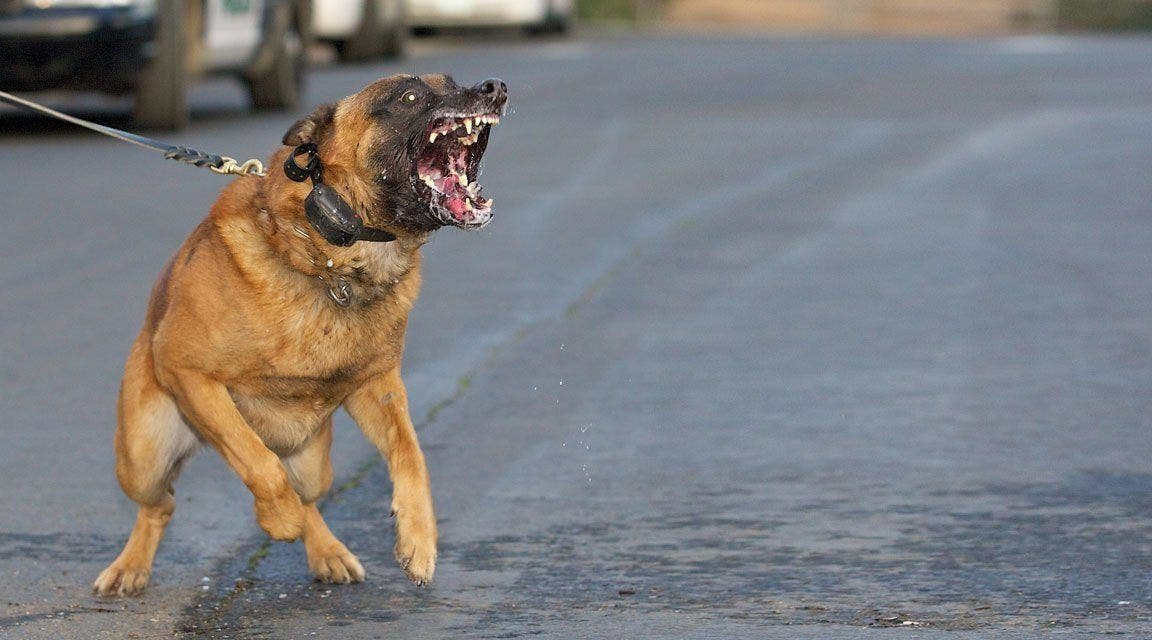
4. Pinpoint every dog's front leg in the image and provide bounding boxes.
[345,368,437,585]
[168,370,305,541]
